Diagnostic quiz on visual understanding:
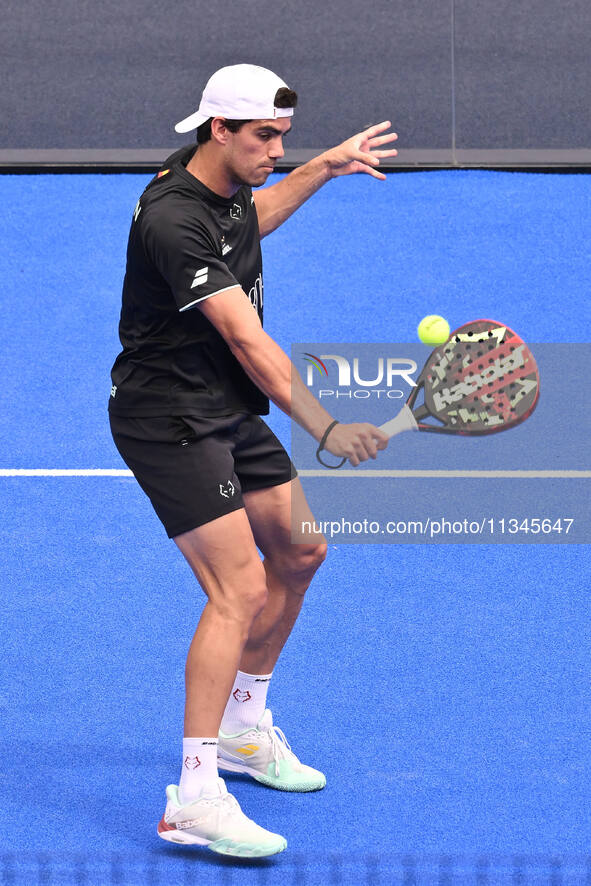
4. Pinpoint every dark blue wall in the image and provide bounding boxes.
[1,0,589,154]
